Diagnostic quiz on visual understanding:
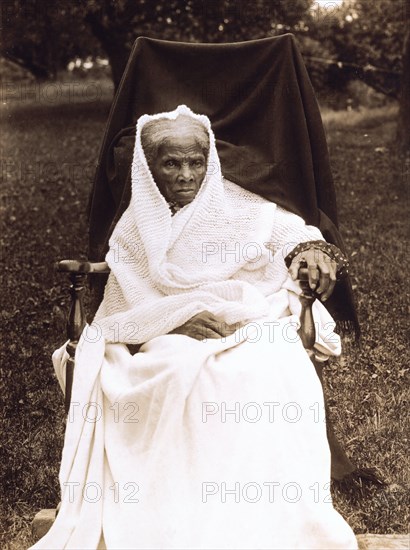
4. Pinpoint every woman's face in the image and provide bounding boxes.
[149,135,207,206]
